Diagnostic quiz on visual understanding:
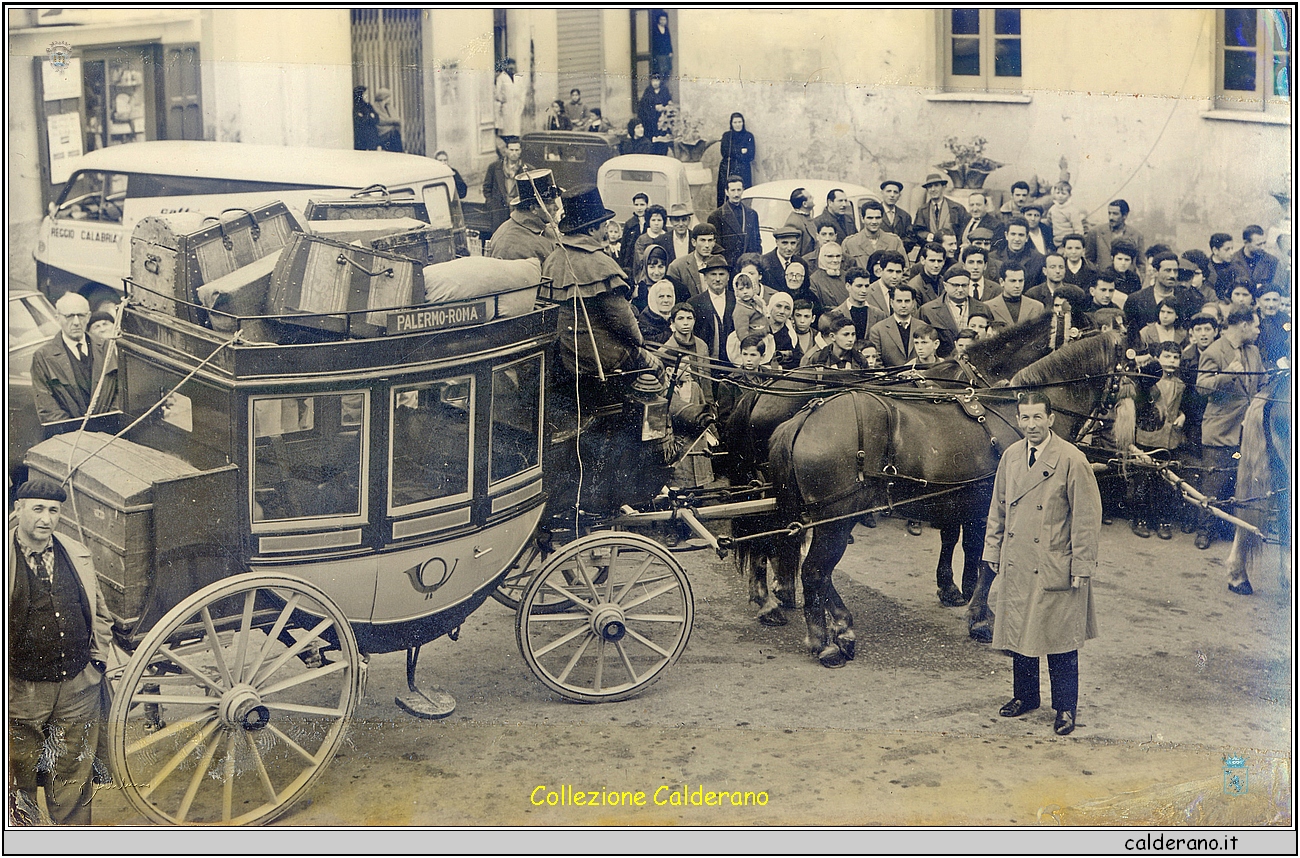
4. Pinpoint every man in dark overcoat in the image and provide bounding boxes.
[708,176,761,269]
